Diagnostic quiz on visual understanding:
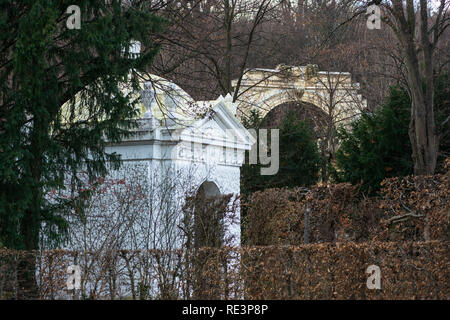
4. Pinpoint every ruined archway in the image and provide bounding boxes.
[232,64,366,127]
